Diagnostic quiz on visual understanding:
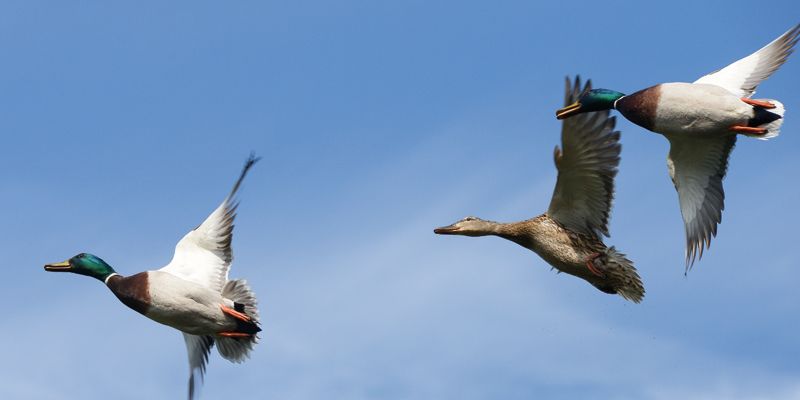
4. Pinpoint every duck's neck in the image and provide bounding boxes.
[494,220,539,250]
[103,273,121,285]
